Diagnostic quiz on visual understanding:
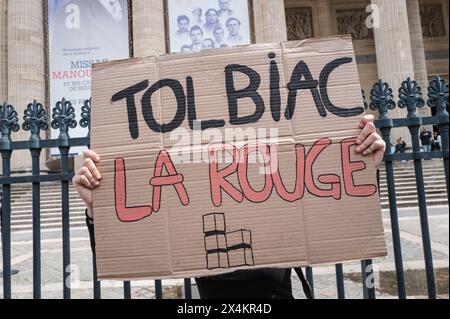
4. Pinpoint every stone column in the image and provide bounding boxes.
[317,0,333,37]
[407,0,431,118]
[0,0,7,102]
[0,0,5,170]
[253,0,287,43]
[7,0,46,171]
[132,0,166,57]
[372,0,415,143]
